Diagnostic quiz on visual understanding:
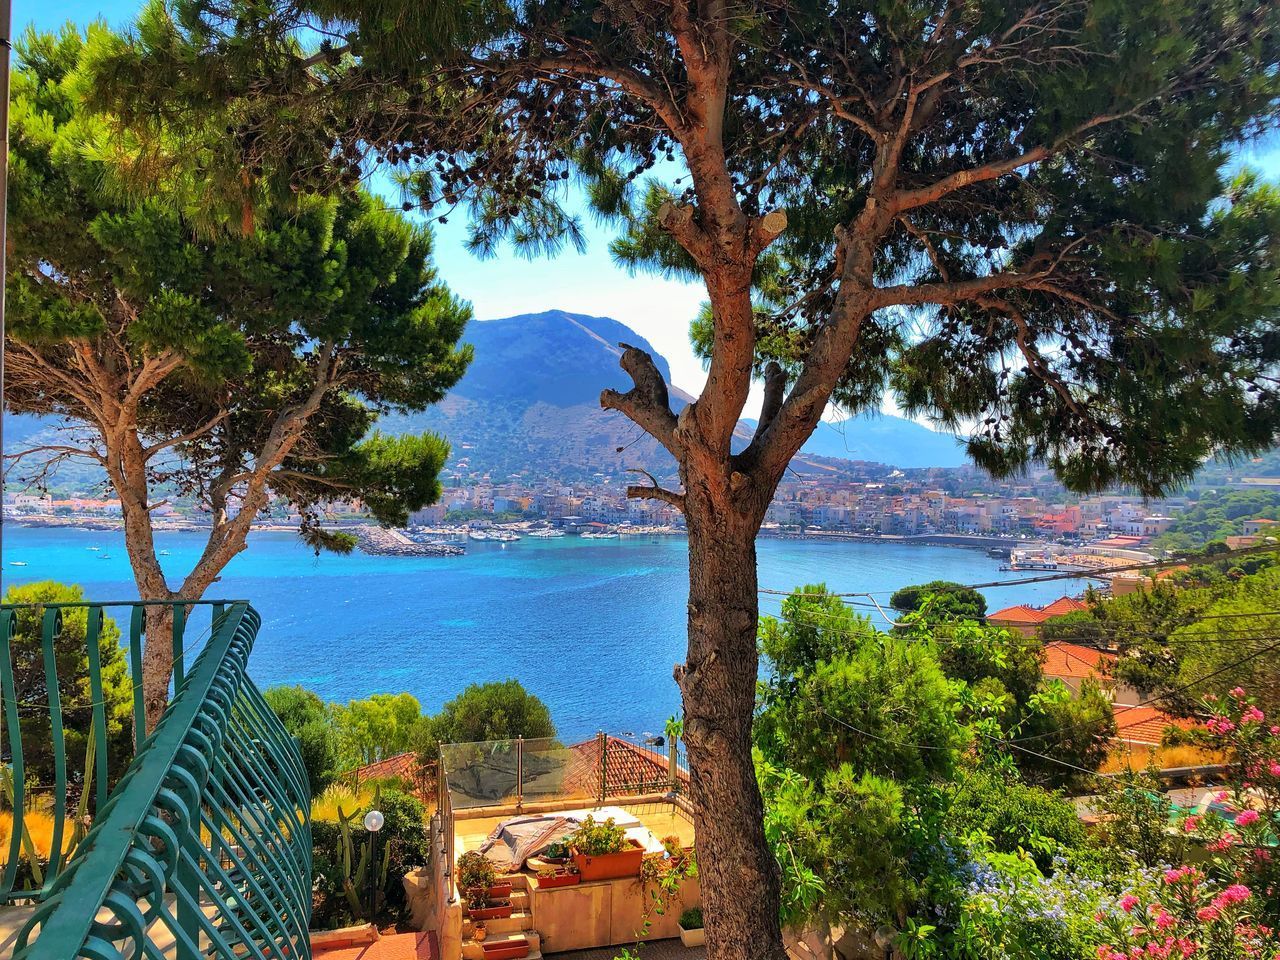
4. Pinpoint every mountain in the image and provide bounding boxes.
[739,415,968,470]
[384,309,967,479]
[379,310,701,481]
